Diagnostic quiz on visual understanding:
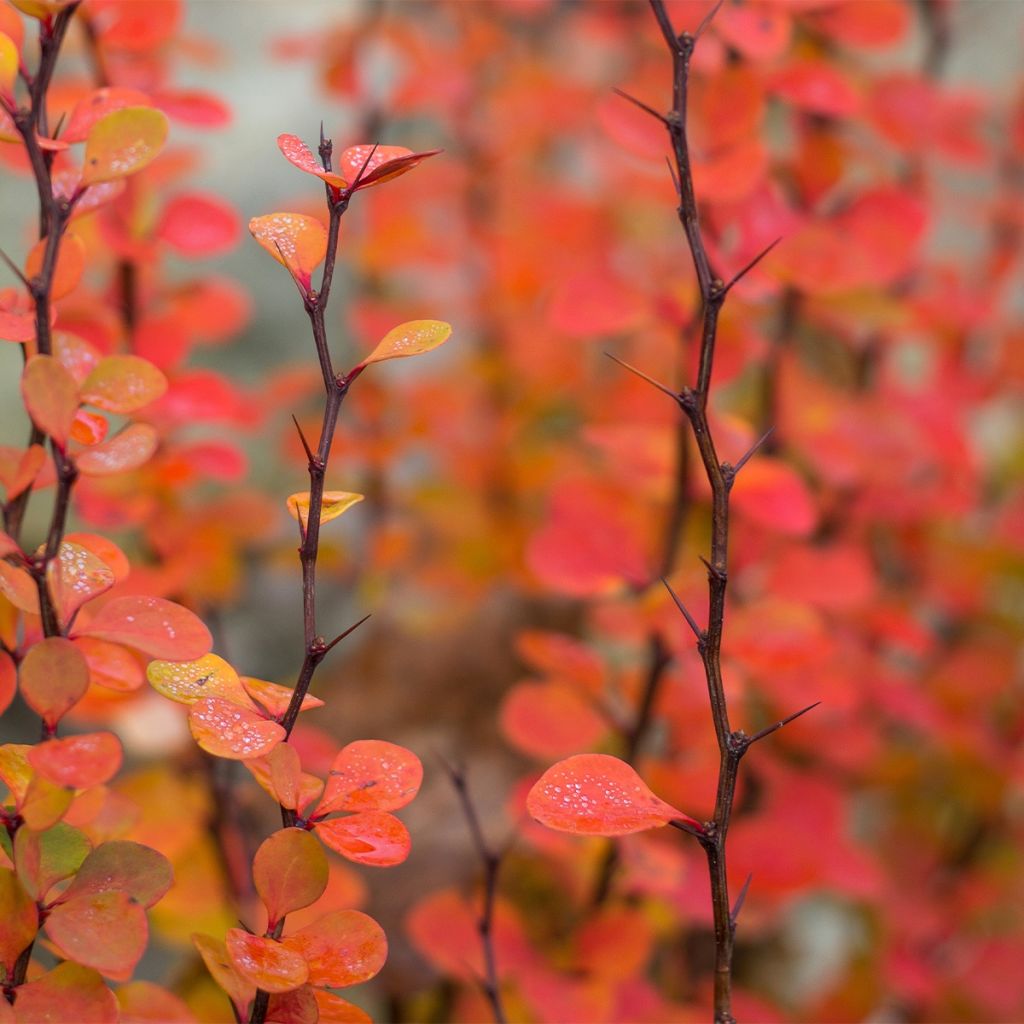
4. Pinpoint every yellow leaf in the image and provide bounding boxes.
[0,33,18,97]
[359,320,452,368]
[285,491,363,529]
[248,213,327,291]
[81,107,168,185]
